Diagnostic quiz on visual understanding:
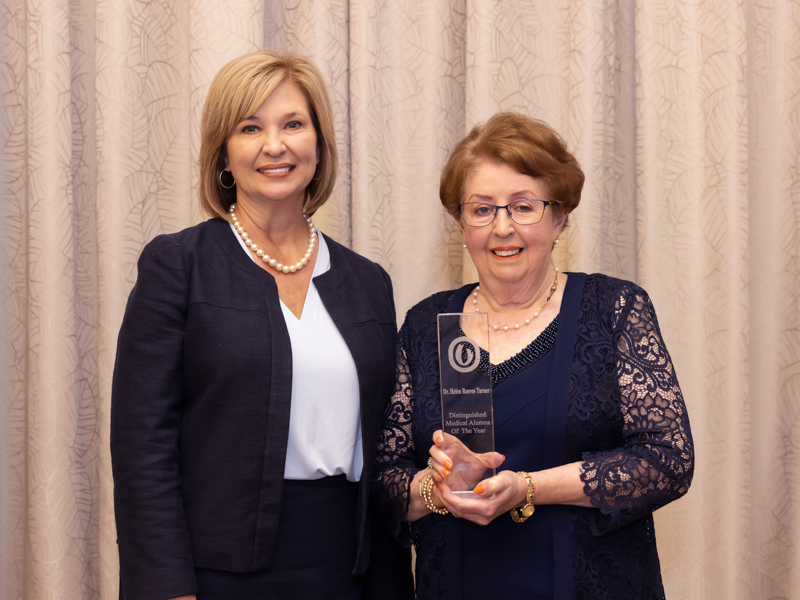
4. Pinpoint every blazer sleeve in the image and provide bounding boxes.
[110,234,198,600]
